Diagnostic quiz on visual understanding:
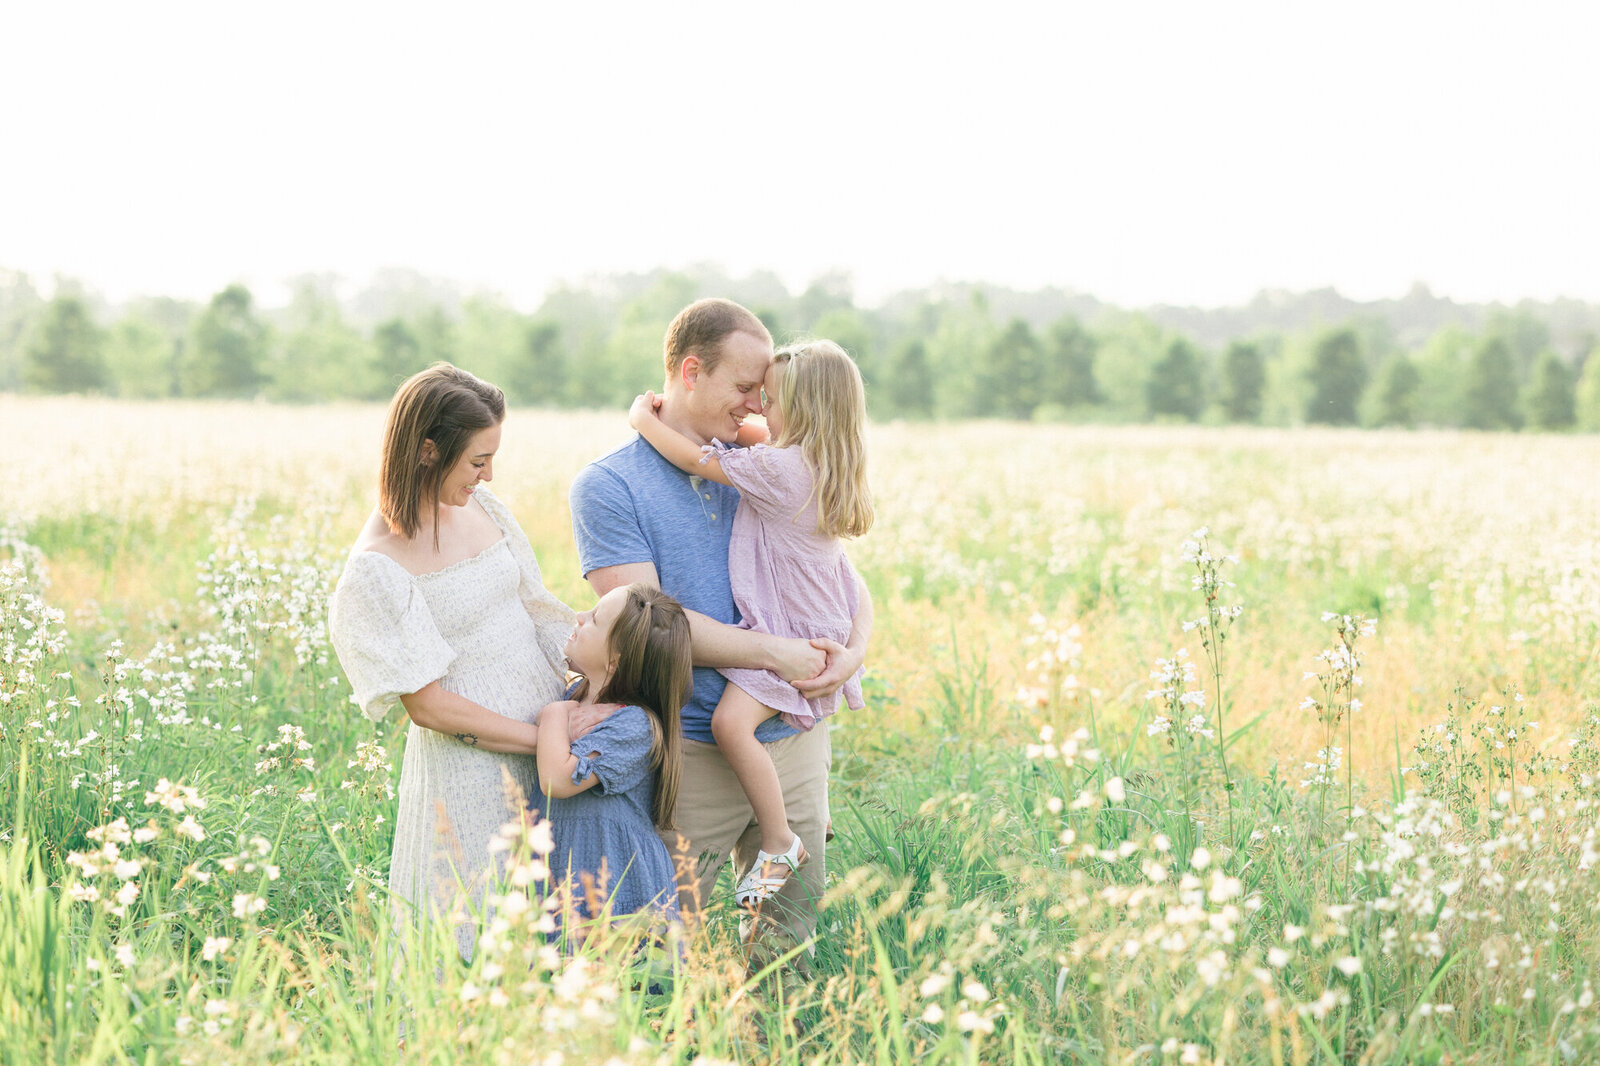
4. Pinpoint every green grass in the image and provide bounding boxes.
[7,413,1600,1063]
